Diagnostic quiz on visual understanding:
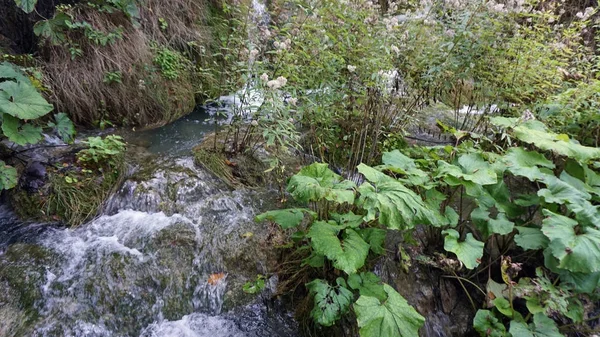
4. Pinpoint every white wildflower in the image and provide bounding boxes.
[251,120,259,126]
[260,73,269,82]
[347,65,356,72]
[276,76,287,87]
[390,45,400,54]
